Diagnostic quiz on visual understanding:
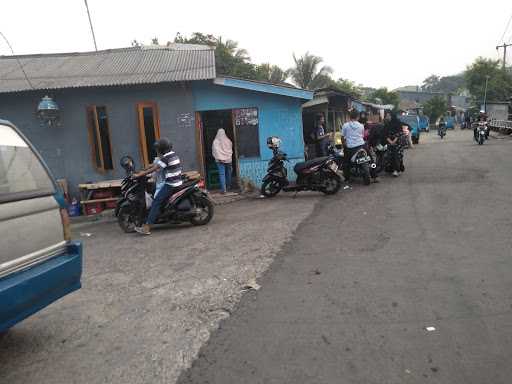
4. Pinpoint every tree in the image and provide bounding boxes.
[423,96,447,123]
[254,63,289,84]
[368,88,400,107]
[330,78,362,98]
[288,52,333,90]
[464,57,512,103]
[173,32,260,80]
[422,75,440,92]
